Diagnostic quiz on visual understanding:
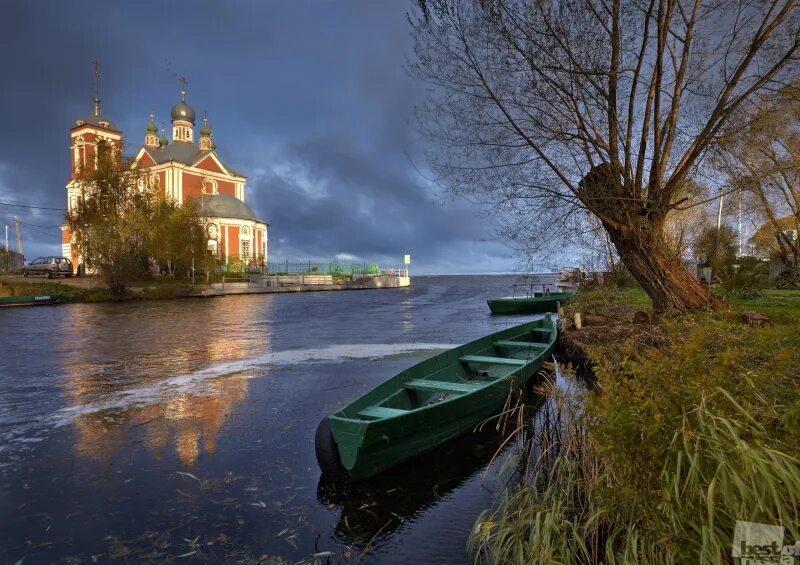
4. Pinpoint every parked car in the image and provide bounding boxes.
[23,256,73,278]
